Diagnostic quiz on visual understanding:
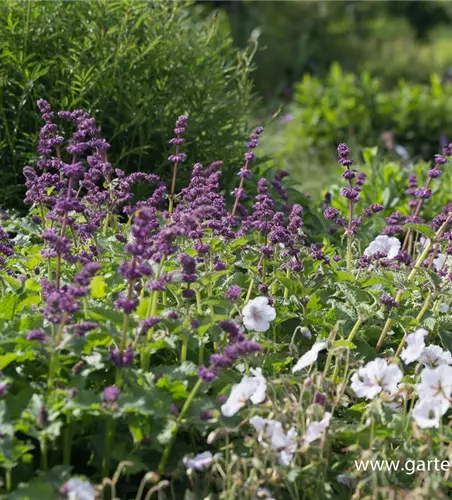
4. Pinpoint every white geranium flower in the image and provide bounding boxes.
[419,345,452,368]
[439,303,450,313]
[302,412,331,446]
[364,235,401,259]
[249,416,297,465]
[62,478,95,500]
[221,369,267,417]
[412,397,450,429]
[292,341,328,373]
[183,451,221,471]
[433,253,447,271]
[350,358,403,400]
[400,328,428,365]
[416,365,452,399]
[242,297,276,332]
